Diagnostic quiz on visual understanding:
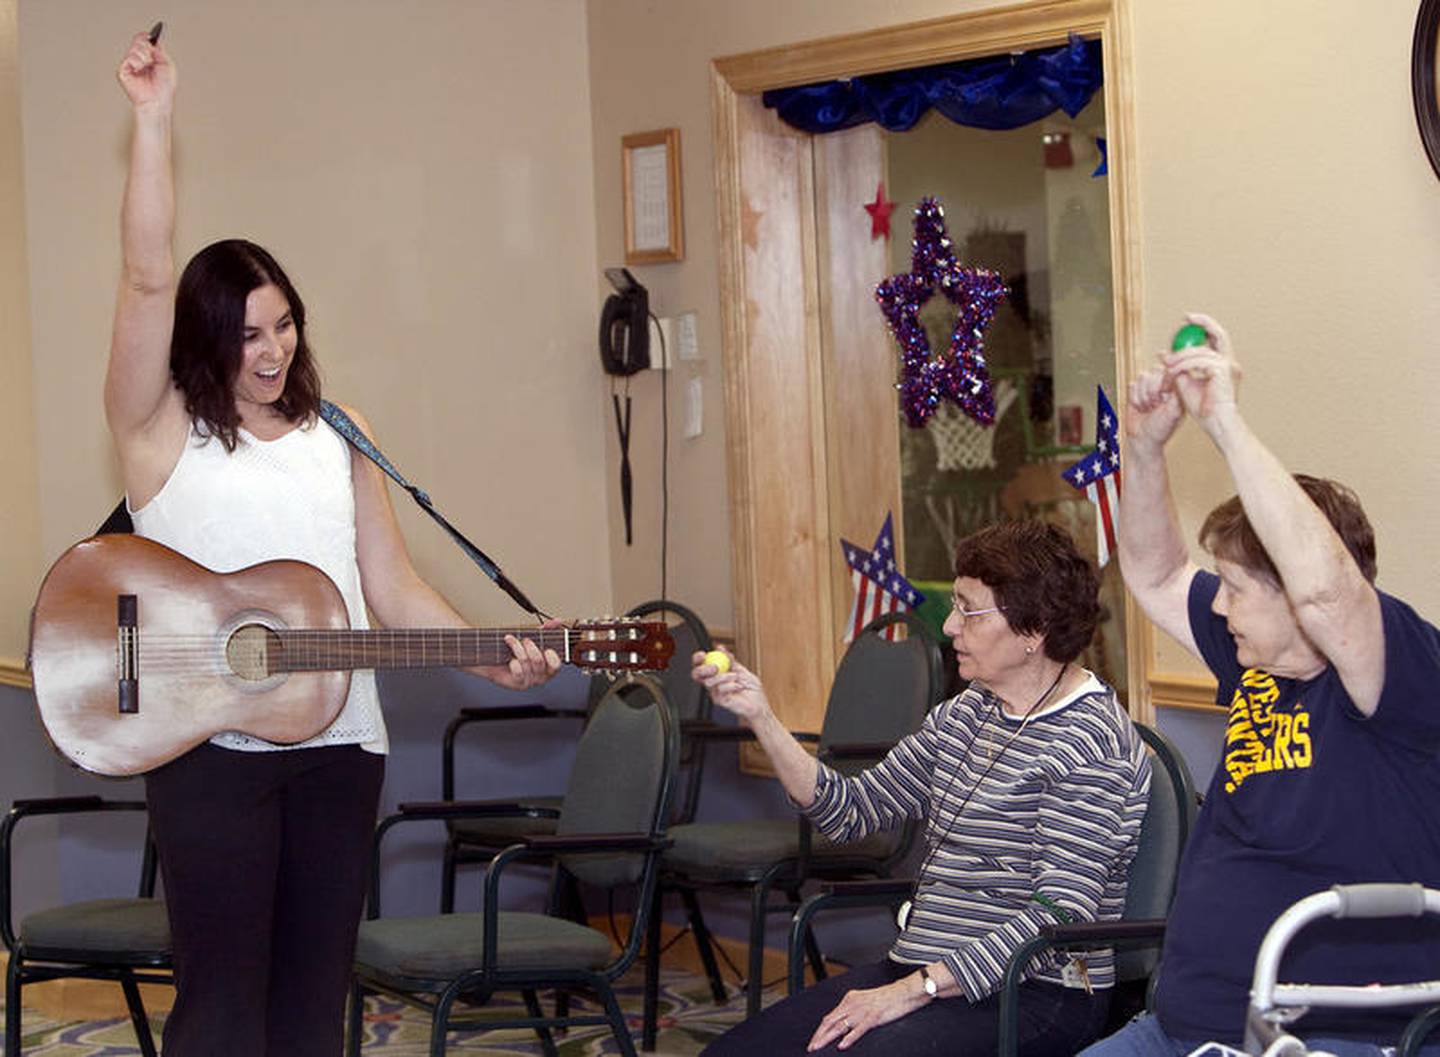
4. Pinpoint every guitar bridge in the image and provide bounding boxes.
[116,594,138,714]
